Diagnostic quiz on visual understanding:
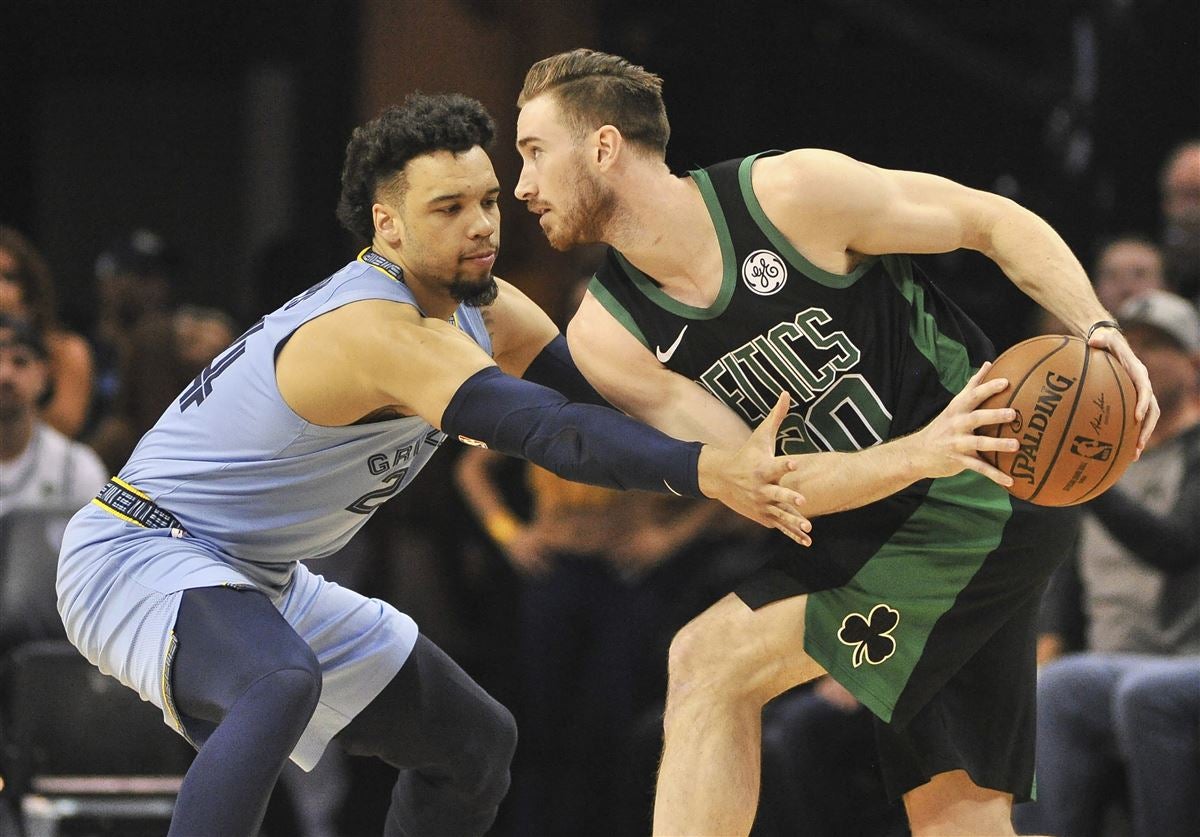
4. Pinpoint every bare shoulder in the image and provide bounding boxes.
[753,149,884,214]
[751,149,889,272]
[482,275,559,376]
[482,275,538,324]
